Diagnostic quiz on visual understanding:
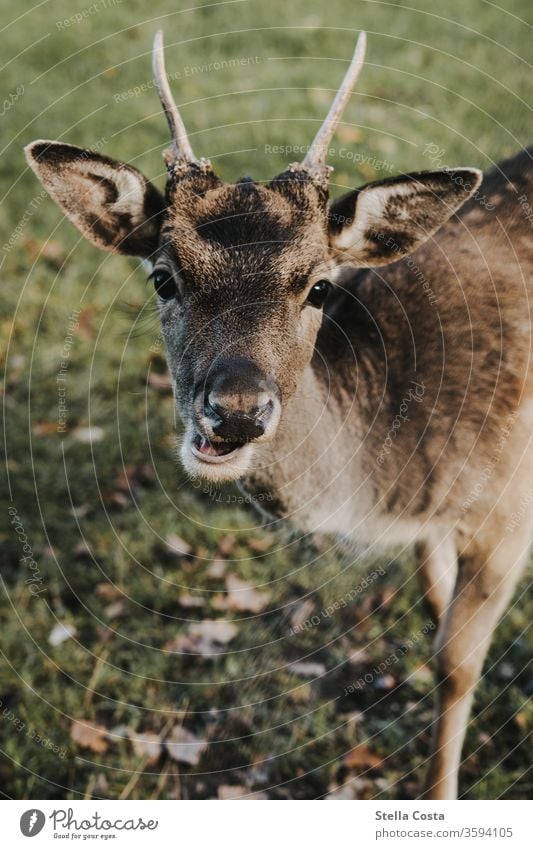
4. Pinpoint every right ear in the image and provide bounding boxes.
[24,141,165,257]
